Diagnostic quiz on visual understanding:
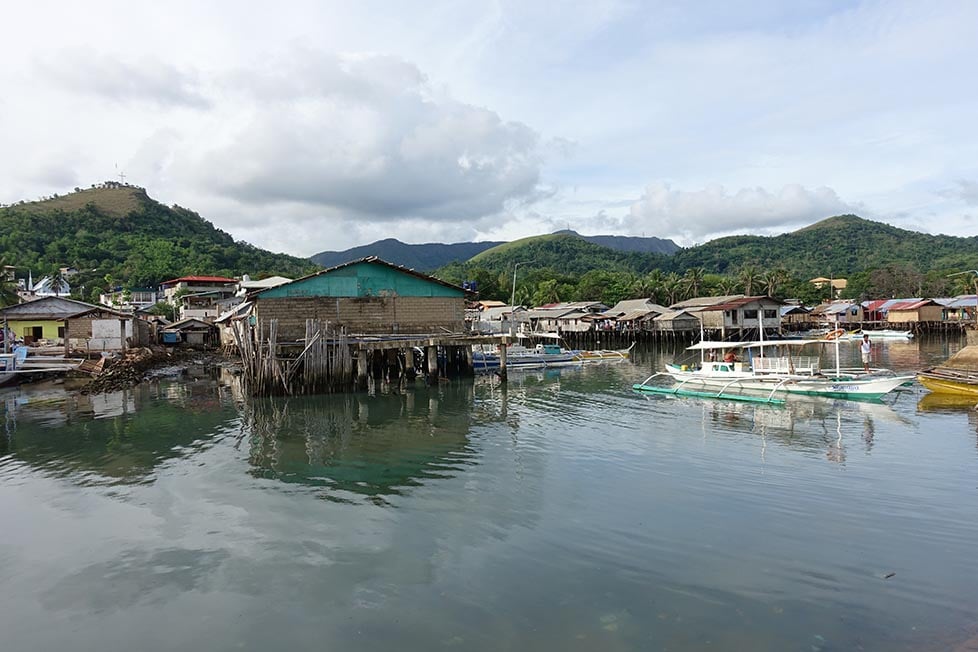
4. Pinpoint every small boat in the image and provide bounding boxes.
[472,342,583,370]
[633,338,914,402]
[917,343,978,396]
[574,342,635,361]
[838,329,914,341]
